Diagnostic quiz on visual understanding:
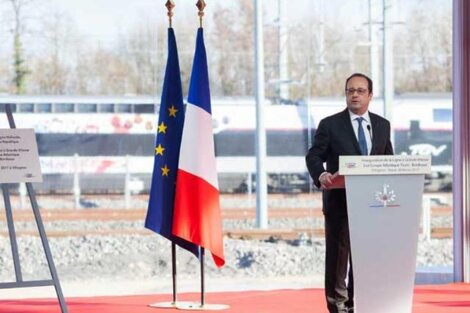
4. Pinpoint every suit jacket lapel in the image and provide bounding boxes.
[339,109,362,155]
[370,113,379,155]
